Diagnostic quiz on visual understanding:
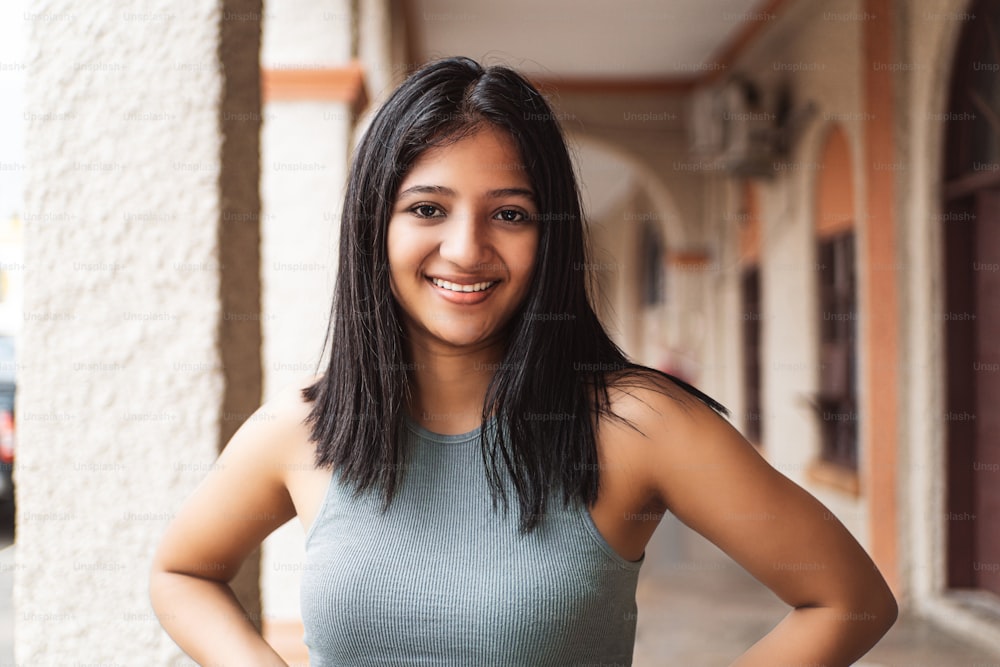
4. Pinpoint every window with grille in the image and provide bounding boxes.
[816,231,858,469]
[639,223,665,306]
